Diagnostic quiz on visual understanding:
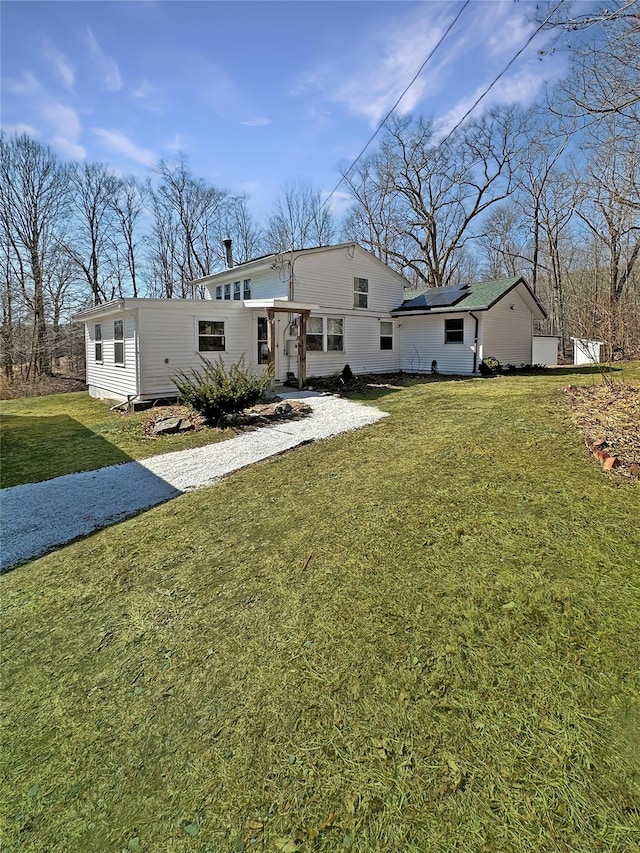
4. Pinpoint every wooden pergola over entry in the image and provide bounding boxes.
[266,305,311,391]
